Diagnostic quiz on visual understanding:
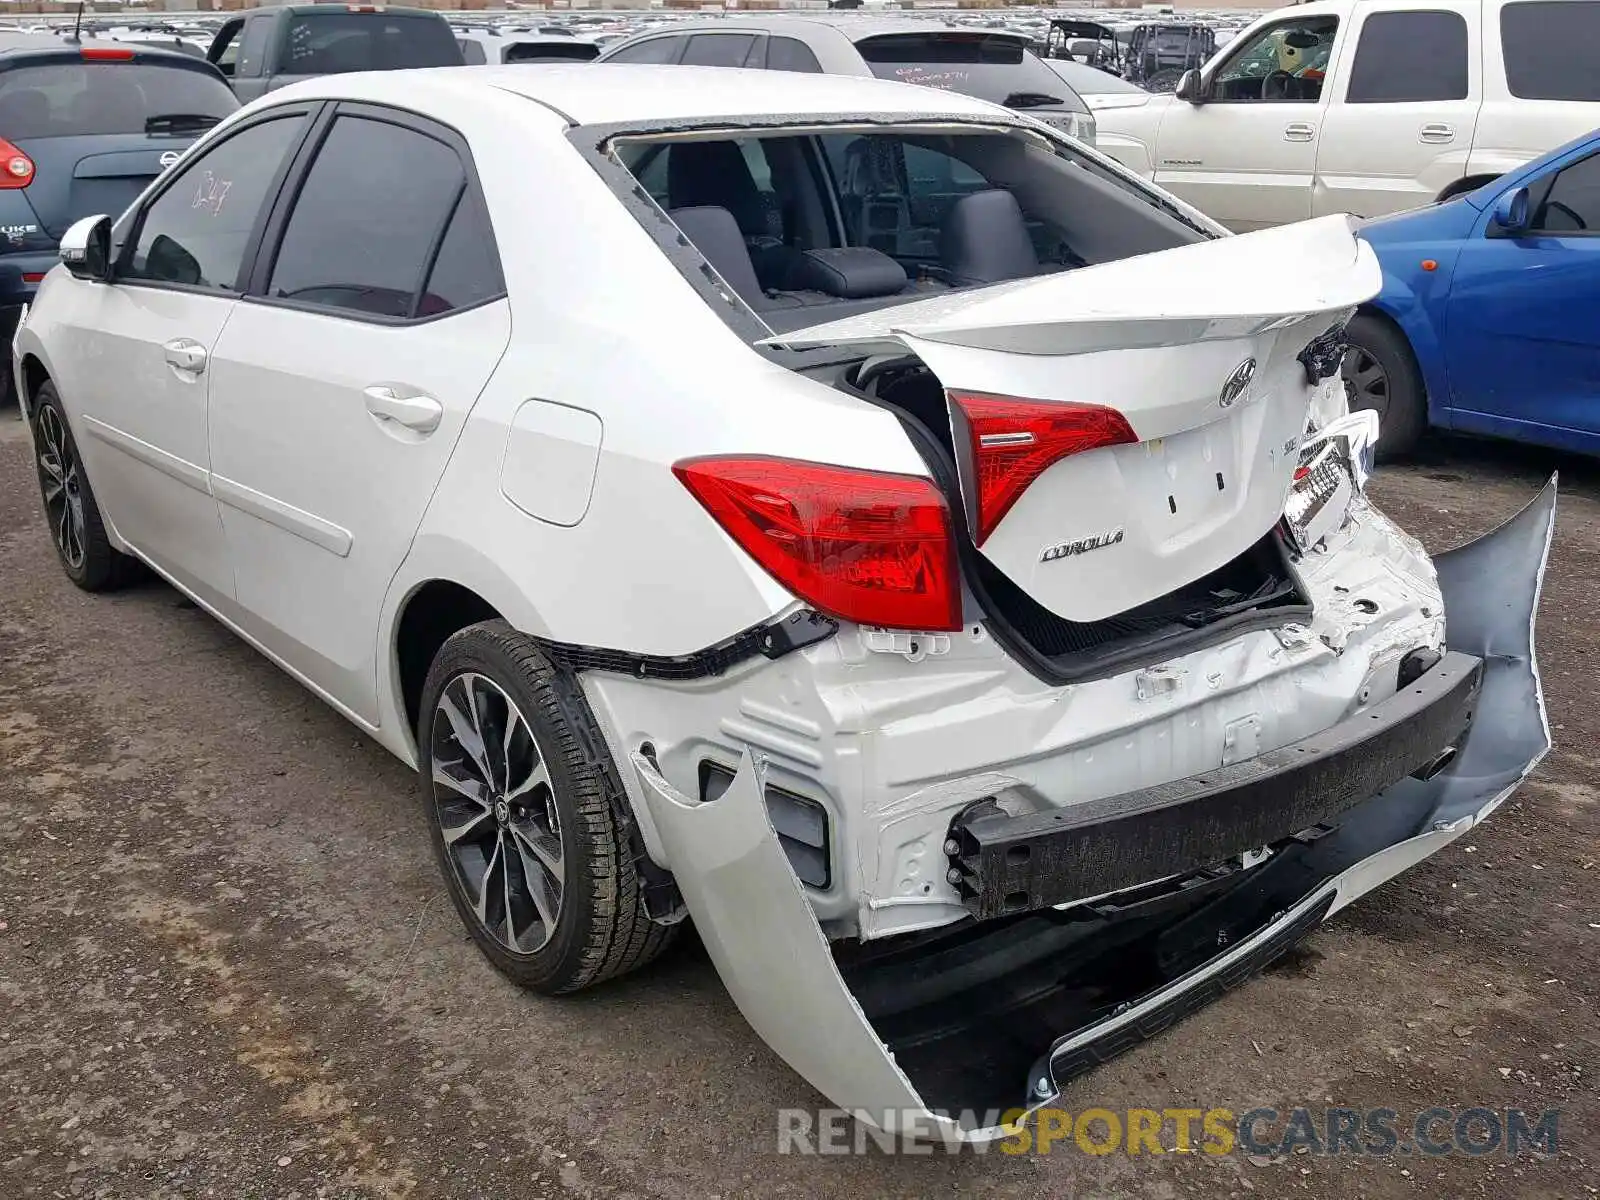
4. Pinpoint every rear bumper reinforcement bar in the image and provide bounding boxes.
[947,649,1483,920]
